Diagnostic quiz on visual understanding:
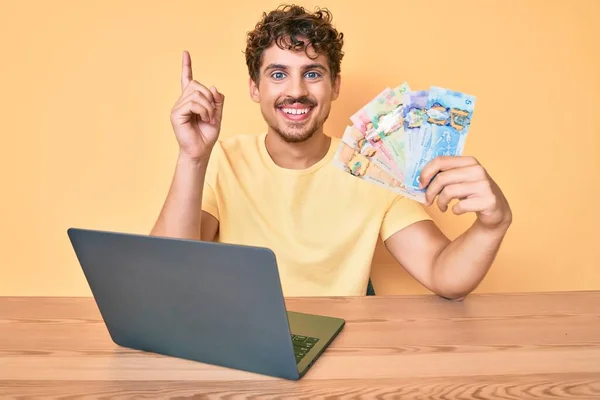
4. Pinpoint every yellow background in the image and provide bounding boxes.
[1,0,598,296]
